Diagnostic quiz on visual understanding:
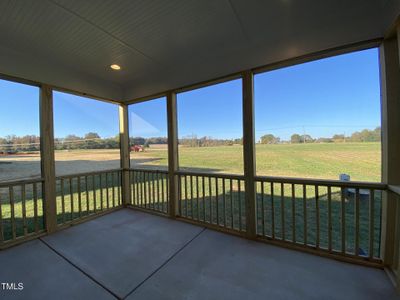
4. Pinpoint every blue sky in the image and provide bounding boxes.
[129,97,168,138]
[130,48,380,141]
[0,80,40,137]
[0,48,381,141]
[0,85,119,138]
[53,92,119,138]
[254,48,380,140]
